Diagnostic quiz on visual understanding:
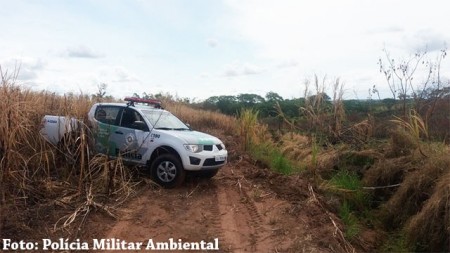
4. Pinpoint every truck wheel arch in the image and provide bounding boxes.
[148,145,183,169]
[148,146,185,188]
